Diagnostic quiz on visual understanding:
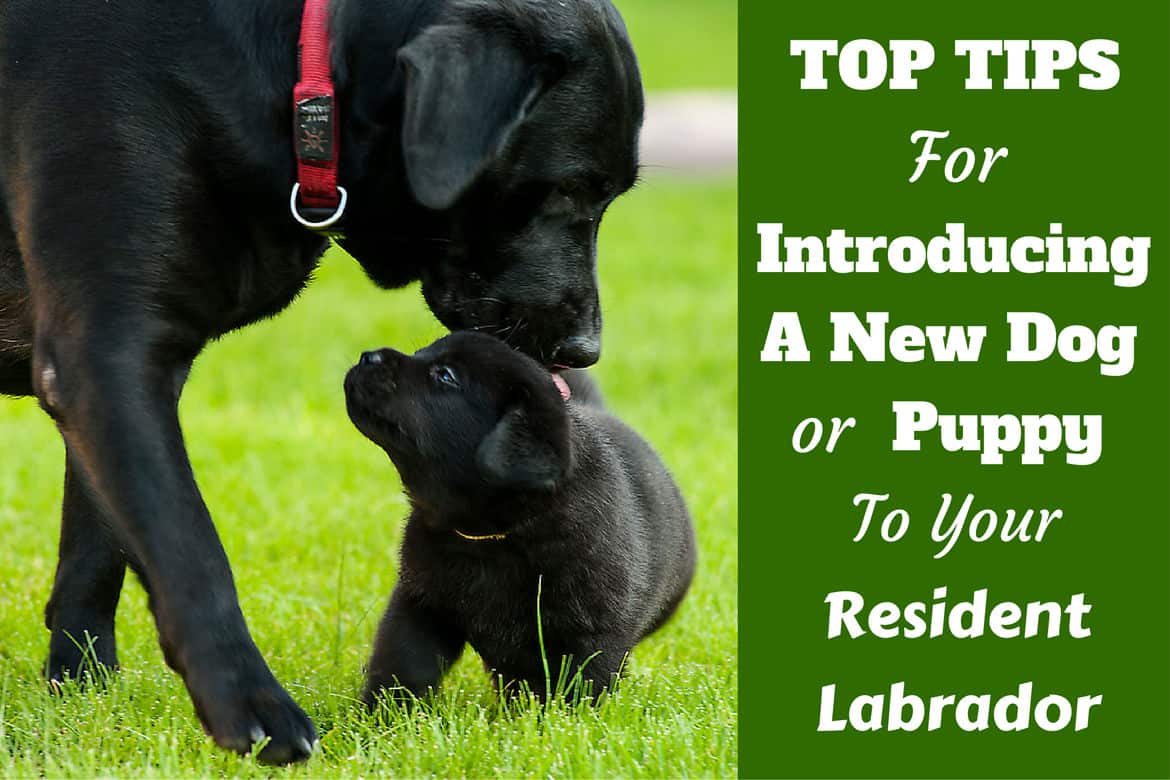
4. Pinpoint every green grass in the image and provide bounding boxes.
[0,177,736,778]
[615,0,737,92]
